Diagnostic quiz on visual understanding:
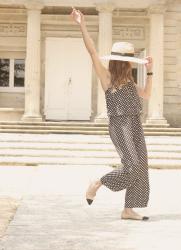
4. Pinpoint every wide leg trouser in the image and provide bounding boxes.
[100,114,150,208]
